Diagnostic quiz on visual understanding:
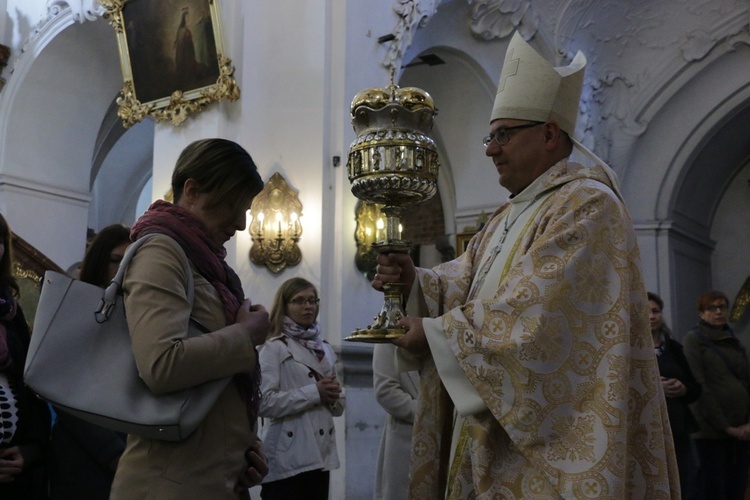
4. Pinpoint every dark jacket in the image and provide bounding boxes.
[0,304,51,500]
[683,321,750,439]
[655,328,701,440]
[49,410,126,500]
